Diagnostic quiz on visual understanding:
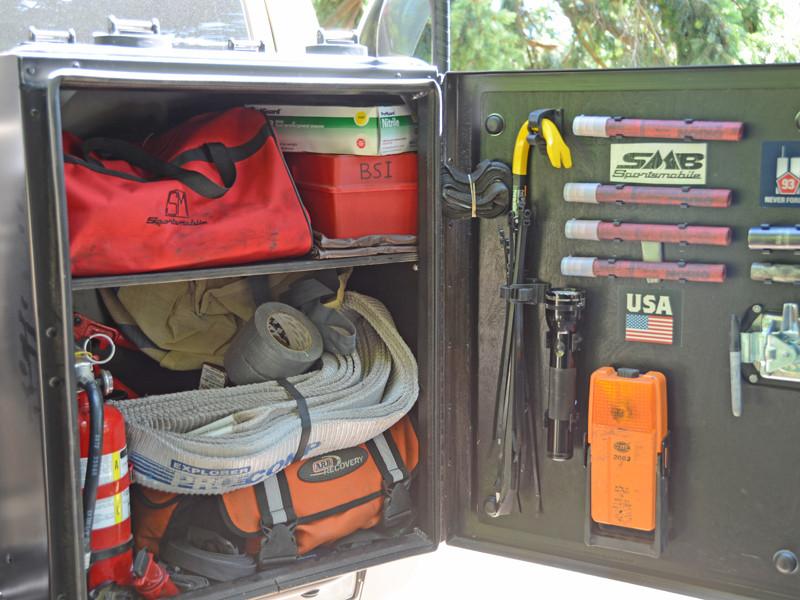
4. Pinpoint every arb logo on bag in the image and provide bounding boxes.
[298,448,368,483]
